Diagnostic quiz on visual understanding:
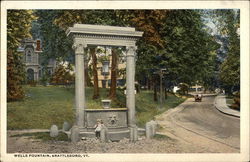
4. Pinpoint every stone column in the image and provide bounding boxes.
[126,46,136,127]
[126,46,138,141]
[73,43,86,128]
